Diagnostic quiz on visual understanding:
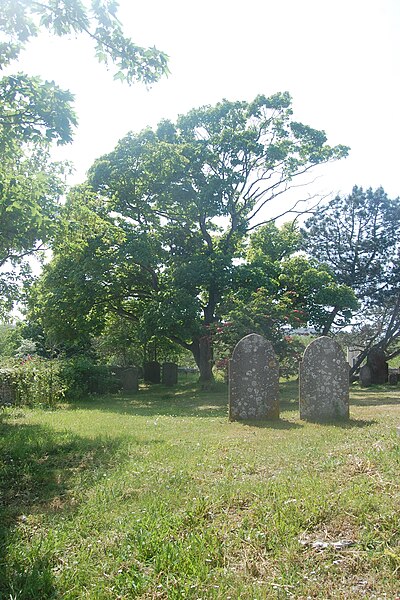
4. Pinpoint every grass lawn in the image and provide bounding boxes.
[0,379,399,599]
